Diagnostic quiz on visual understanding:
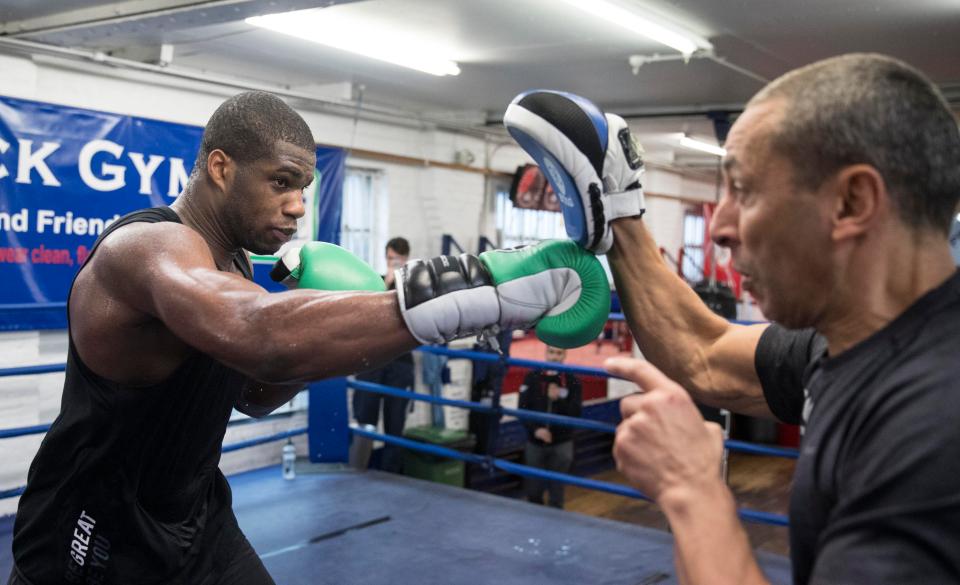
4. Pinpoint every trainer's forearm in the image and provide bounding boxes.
[608,218,730,392]
[661,481,769,585]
